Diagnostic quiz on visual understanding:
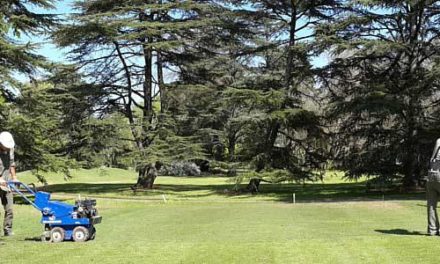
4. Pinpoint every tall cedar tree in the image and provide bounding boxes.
[319,1,440,187]
[163,6,255,164]
[0,0,70,180]
[219,0,341,181]
[54,0,219,188]
[47,66,133,169]
[6,81,78,182]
